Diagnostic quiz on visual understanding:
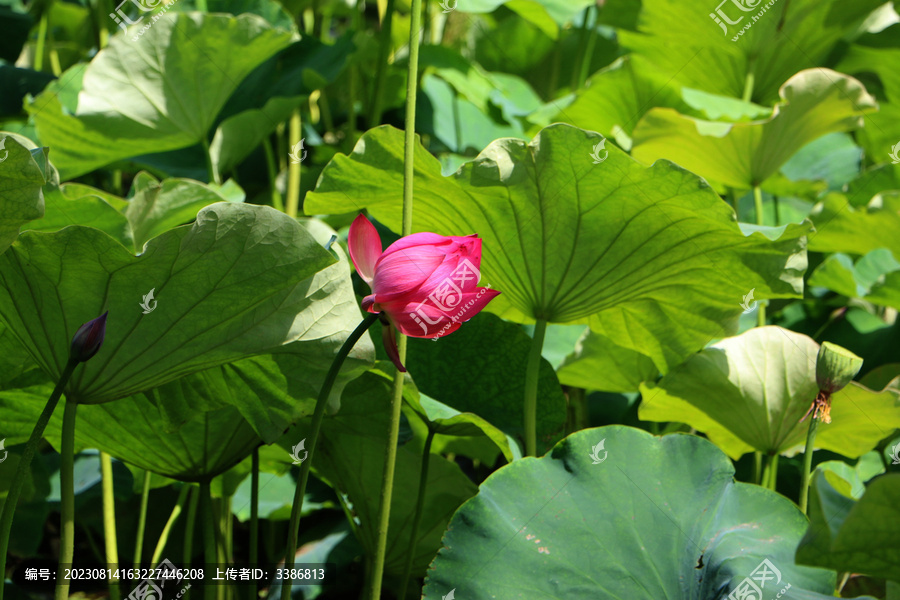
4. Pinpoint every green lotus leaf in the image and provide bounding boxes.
[809,249,900,311]
[556,327,659,393]
[639,326,900,459]
[797,471,900,582]
[0,203,335,404]
[281,370,478,579]
[306,124,809,374]
[617,0,884,103]
[0,133,46,255]
[423,426,850,599]
[632,70,876,189]
[406,313,566,455]
[808,192,900,258]
[26,13,293,179]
